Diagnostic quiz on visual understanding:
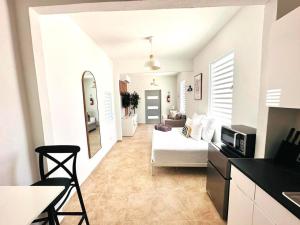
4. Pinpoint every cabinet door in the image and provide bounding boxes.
[227,181,253,225]
[253,205,274,225]
[265,7,300,108]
